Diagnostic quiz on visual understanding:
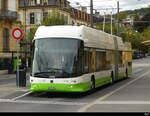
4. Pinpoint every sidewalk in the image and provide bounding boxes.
[0,70,30,98]
[0,70,8,75]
